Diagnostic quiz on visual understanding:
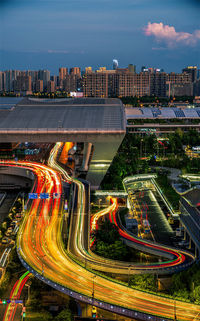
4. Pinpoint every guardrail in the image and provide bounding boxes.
[17,249,173,321]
